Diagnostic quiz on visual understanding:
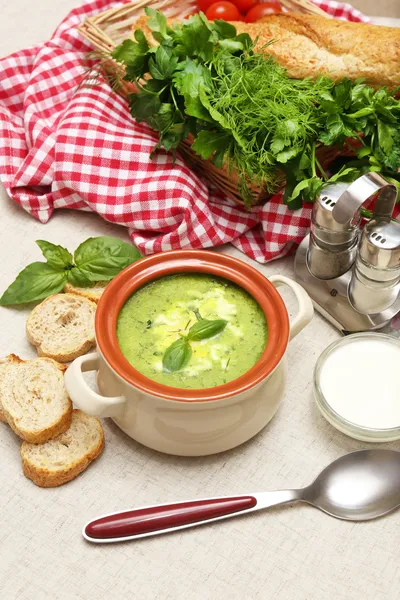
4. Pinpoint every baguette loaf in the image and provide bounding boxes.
[234,14,400,89]
[21,410,104,487]
[0,356,72,443]
[133,14,400,89]
[26,293,96,362]
[63,281,107,303]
